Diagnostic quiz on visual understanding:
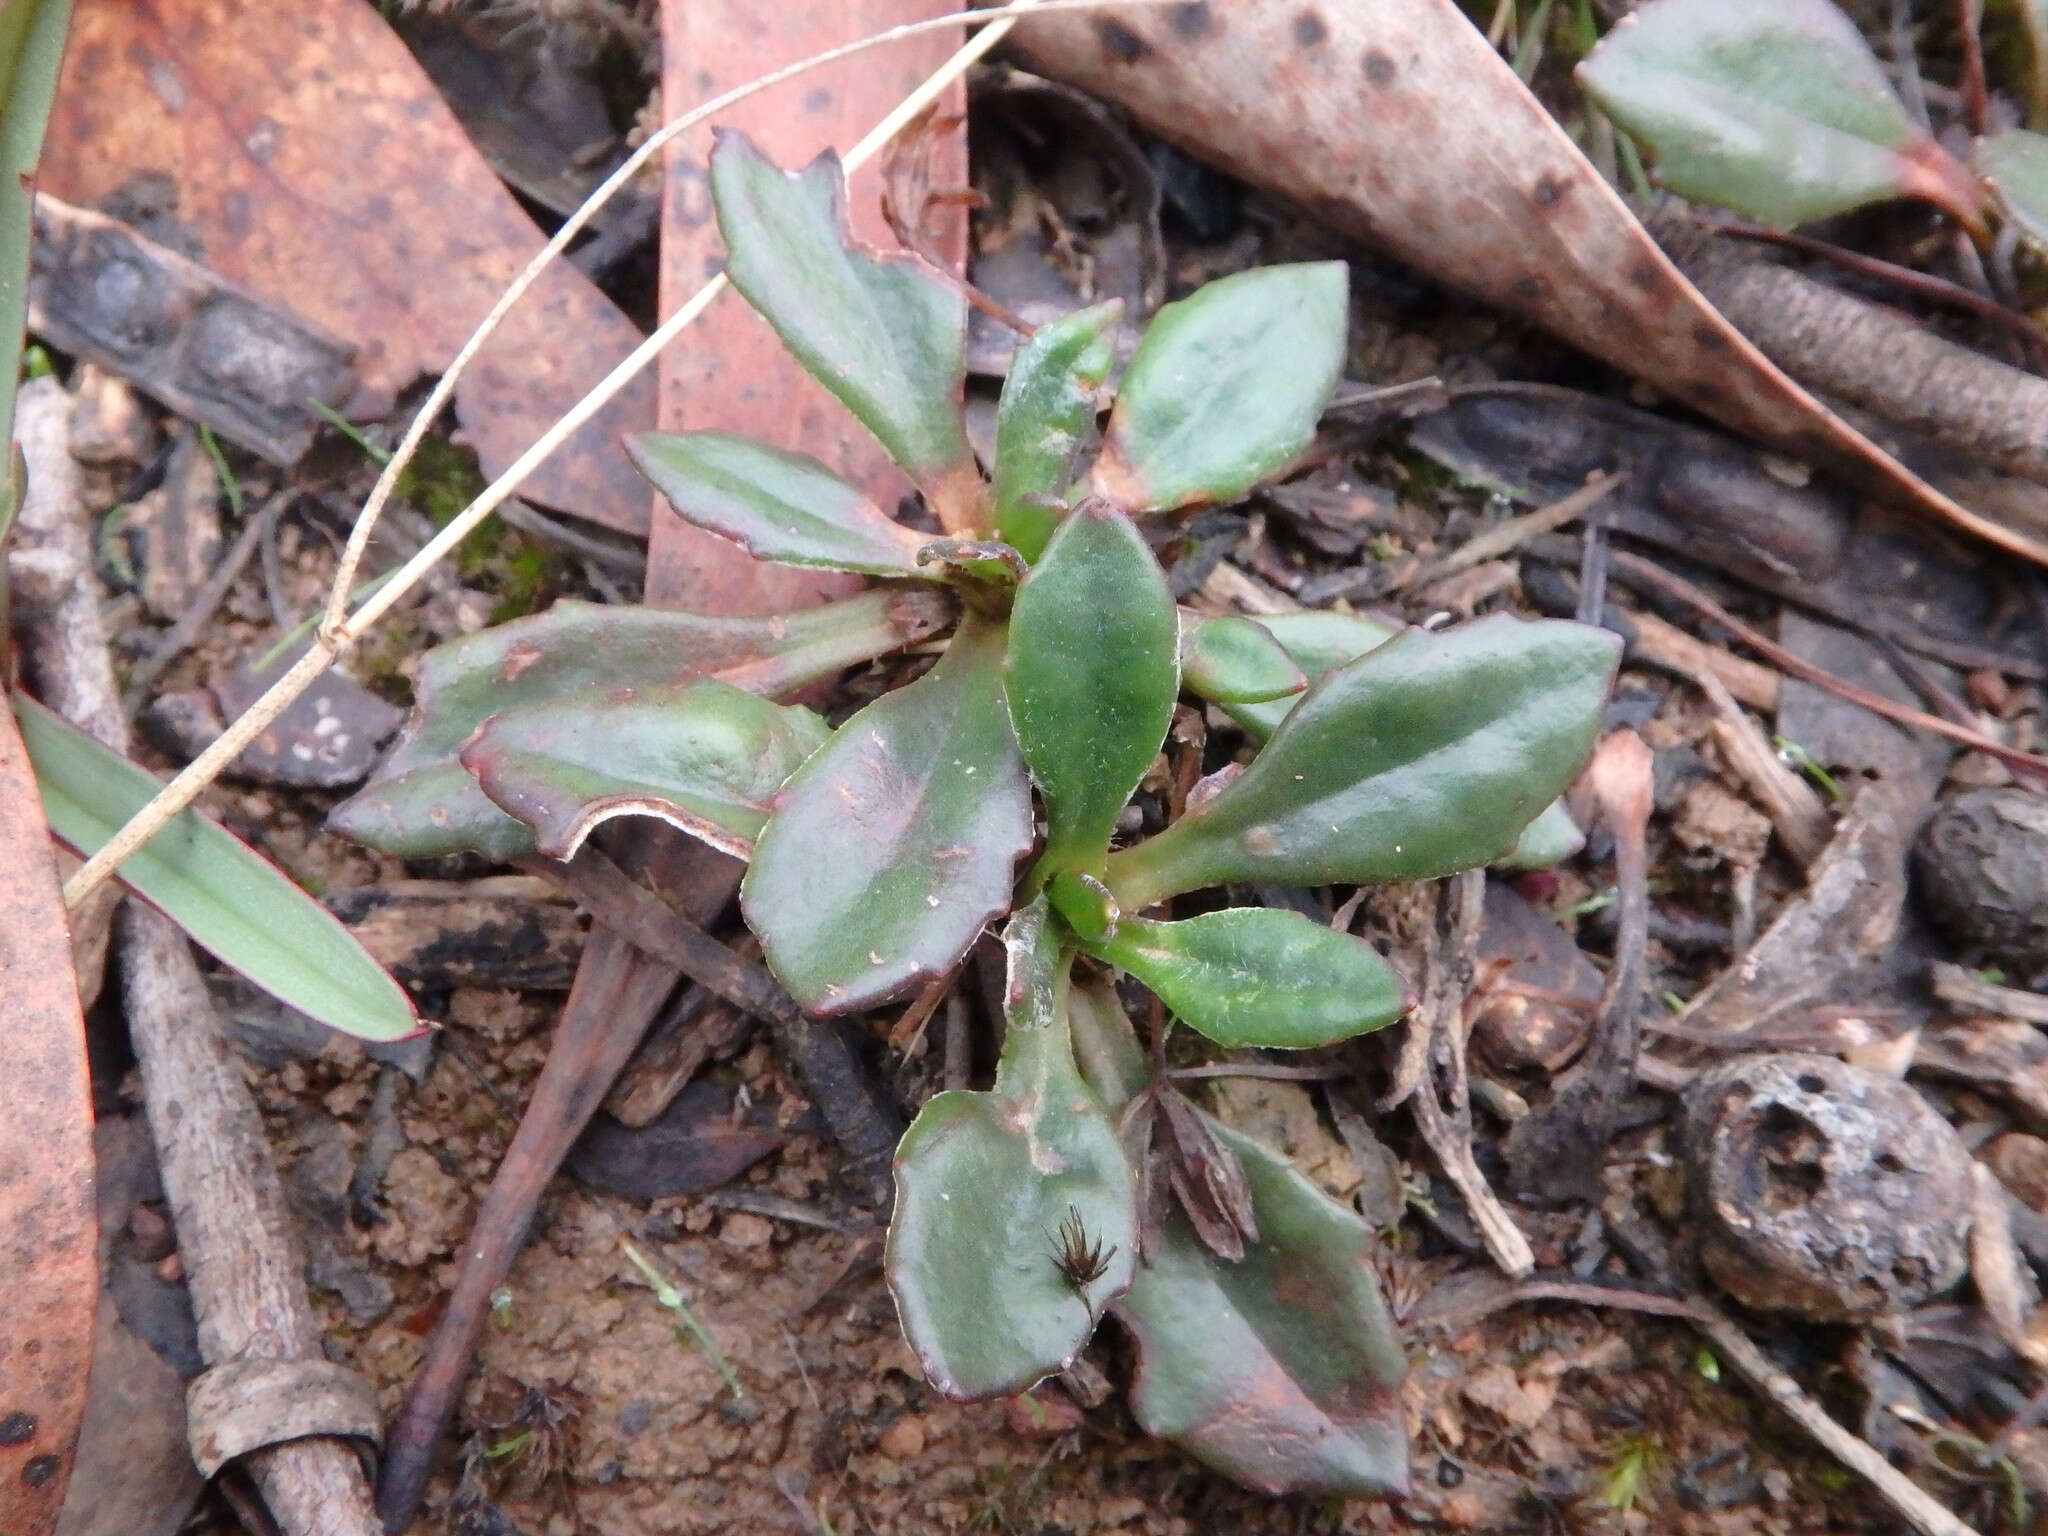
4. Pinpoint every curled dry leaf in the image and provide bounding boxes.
[0,706,96,1534]
[40,0,657,532]
[1008,0,2048,565]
